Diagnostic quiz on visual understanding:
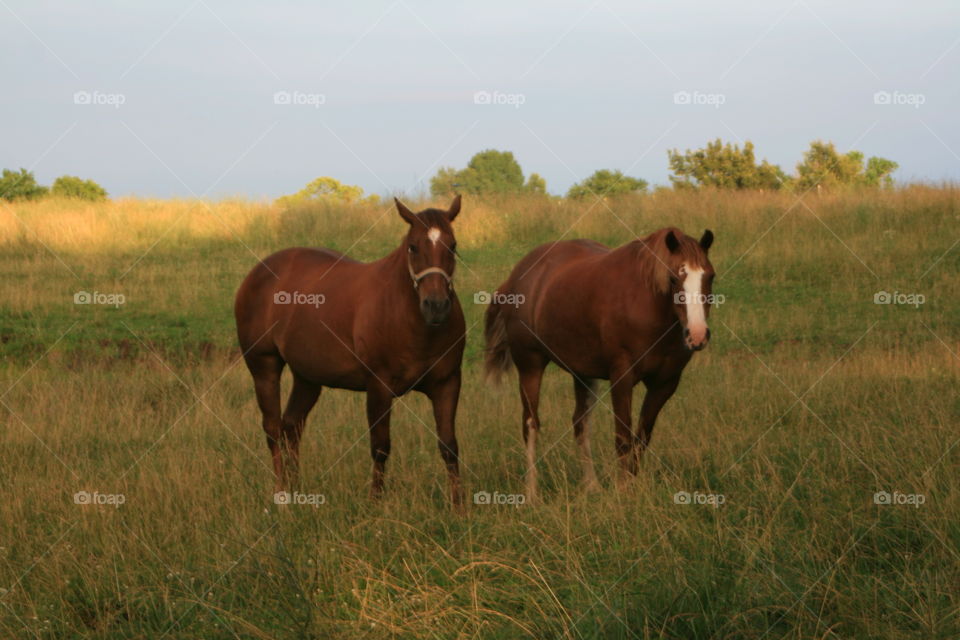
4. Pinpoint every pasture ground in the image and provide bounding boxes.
[1,187,958,638]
